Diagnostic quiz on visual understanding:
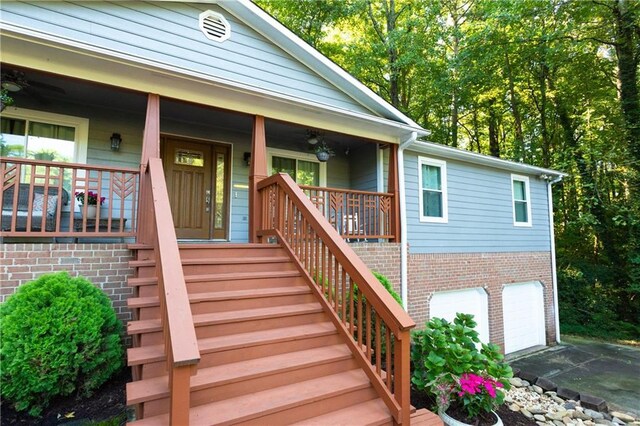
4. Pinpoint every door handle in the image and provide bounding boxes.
[205,189,211,212]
